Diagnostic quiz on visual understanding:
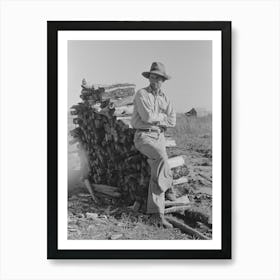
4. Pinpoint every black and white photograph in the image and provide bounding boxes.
[48,21,231,259]
[68,42,213,238]
[3,0,280,278]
